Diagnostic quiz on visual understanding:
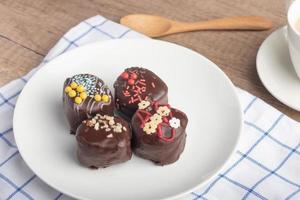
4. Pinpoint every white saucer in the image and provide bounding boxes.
[257,26,300,111]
